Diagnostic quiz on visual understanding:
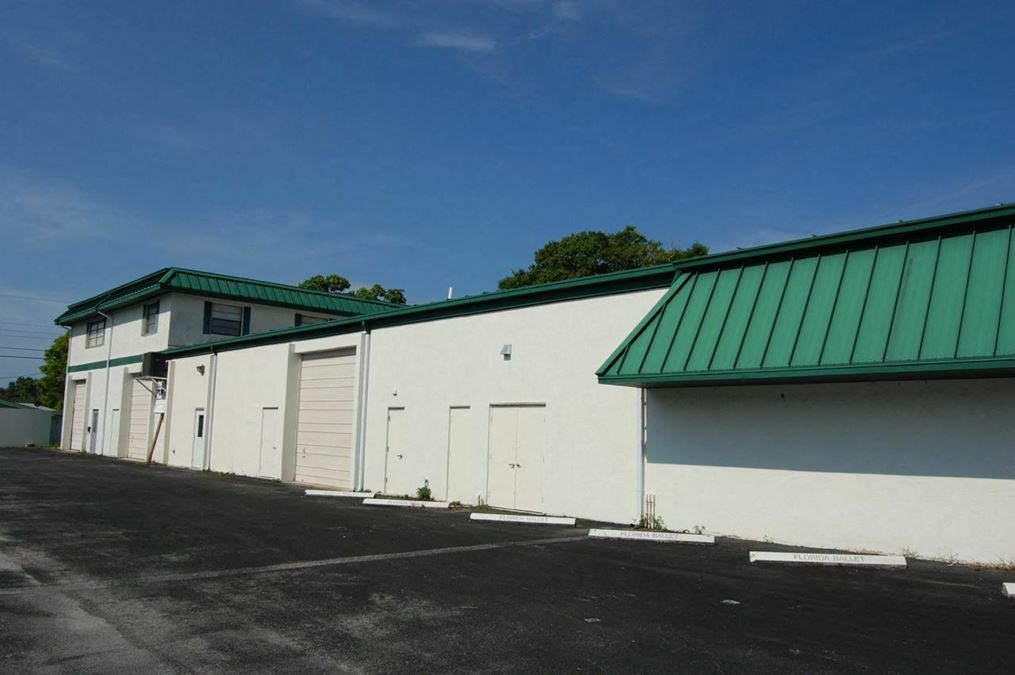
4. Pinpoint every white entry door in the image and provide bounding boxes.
[487,405,546,512]
[446,406,481,504]
[384,408,412,495]
[191,408,206,469]
[259,407,280,478]
[295,349,357,488]
[107,409,120,457]
[69,381,86,450]
[88,409,99,454]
